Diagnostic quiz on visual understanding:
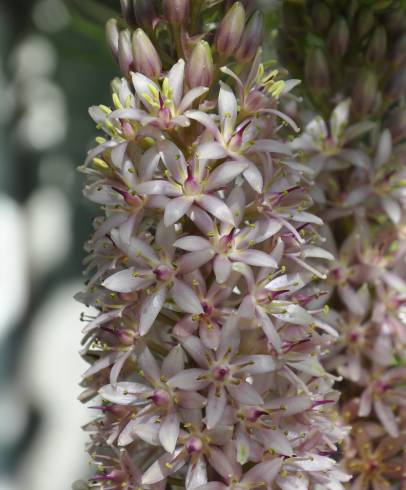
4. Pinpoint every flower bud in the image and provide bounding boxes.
[163,0,189,25]
[305,48,329,93]
[327,16,349,58]
[106,19,119,63]
[134,0,158,31]
[216,2,246,58]
[235,11,264,63]
[120,0,136,26]
[186,40,214,88]
[390,33,406,67]
[311,3,331,32]
[118,29,134,77]
[132,28,161,79]
[366,25,387,64]
[352,70,378,115]
[385,68,406,103]
[386,108,406,143]
[355,8,375,38]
